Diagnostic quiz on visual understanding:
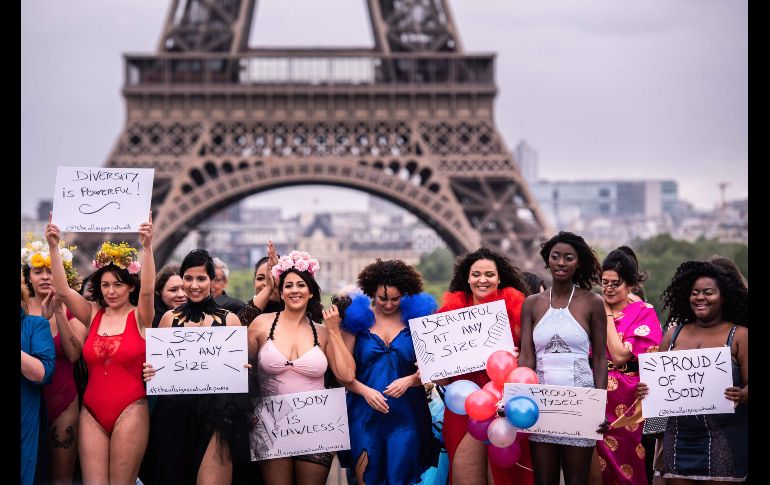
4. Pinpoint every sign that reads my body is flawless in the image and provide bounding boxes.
[52,166,154,232]
[408,300,514,383]
[145,327,248,395]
